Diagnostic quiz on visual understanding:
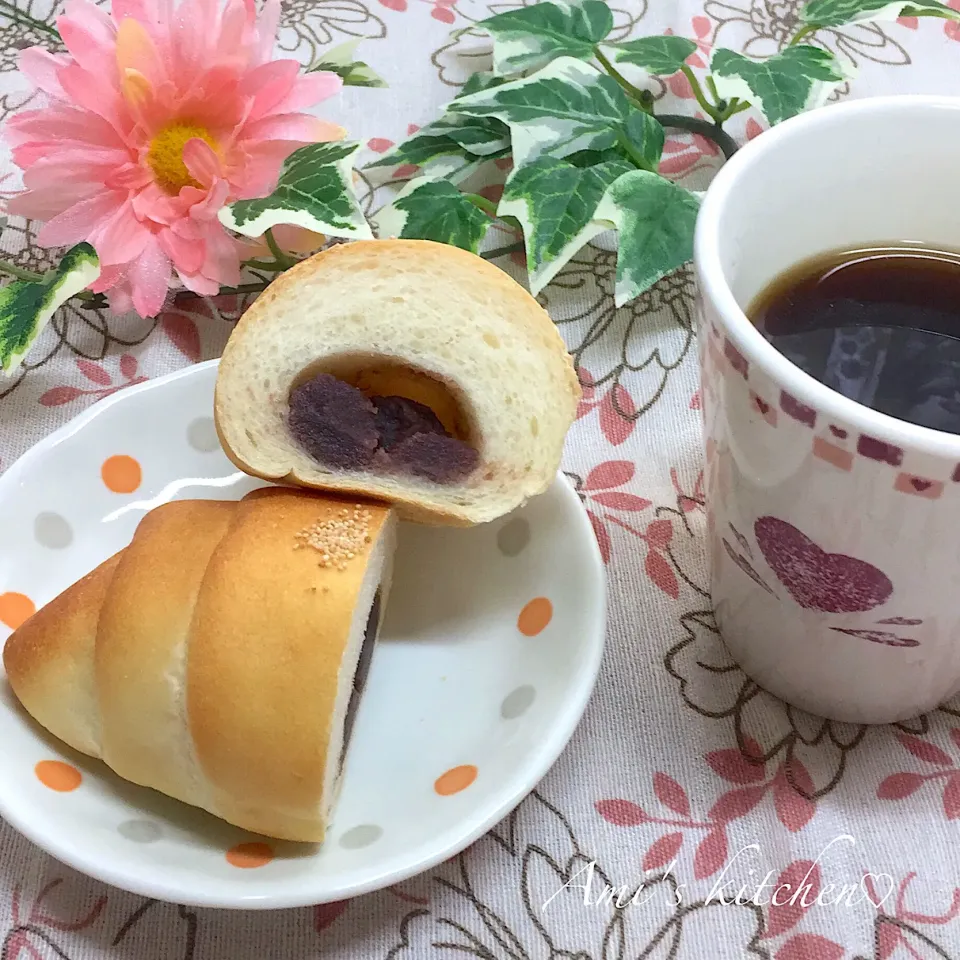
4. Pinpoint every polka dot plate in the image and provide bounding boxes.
[0,360,606,909]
